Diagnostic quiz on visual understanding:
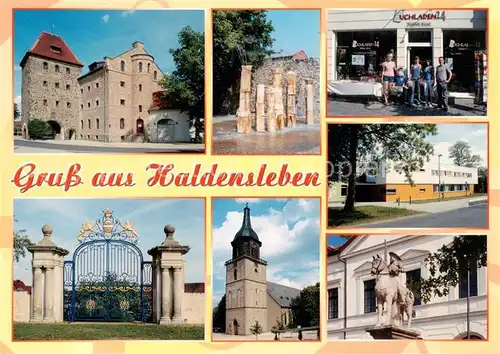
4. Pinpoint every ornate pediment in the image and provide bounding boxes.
[399,249,430,261]
[353,261,373,274]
